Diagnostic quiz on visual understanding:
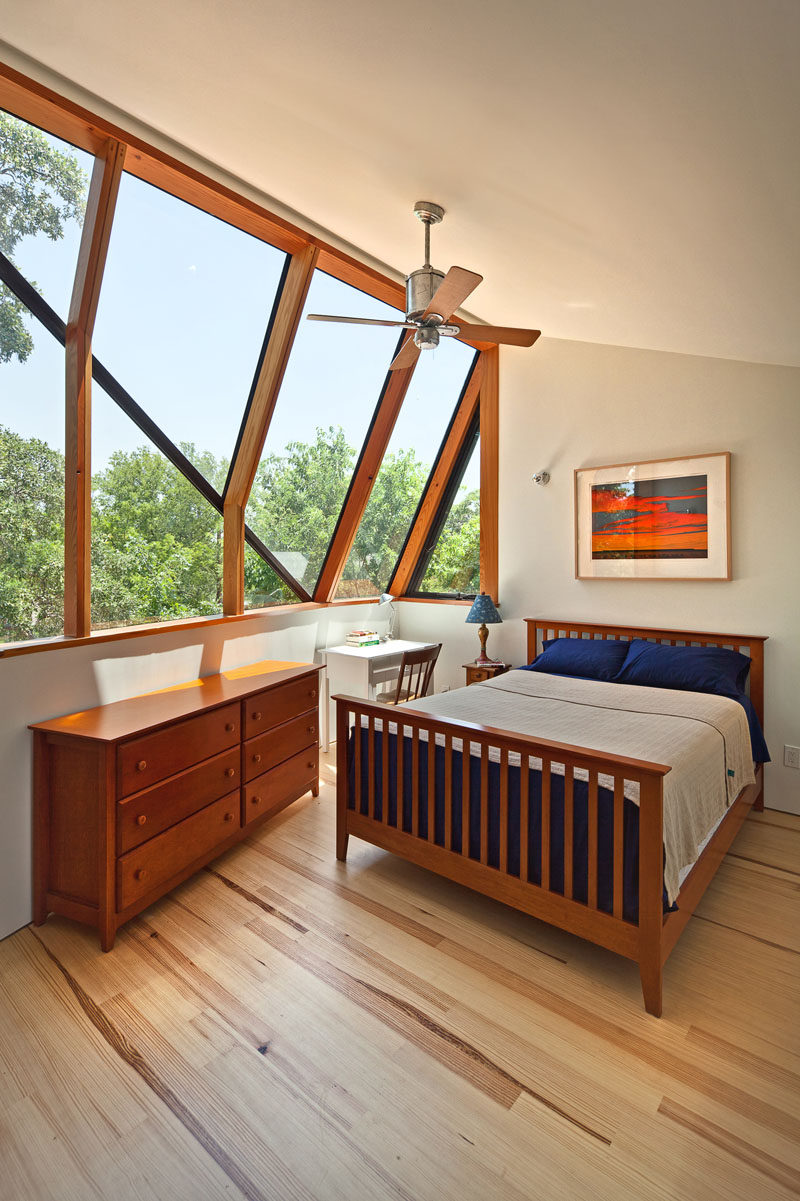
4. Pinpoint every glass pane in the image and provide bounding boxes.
[92,172,287,487]
[244,544,302,610]
[1,108,93,322]
[418,435,480,595]
[336,342,478,598]
[91,386,224,629]
[245,270,403,601]
[0,316,65,643]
